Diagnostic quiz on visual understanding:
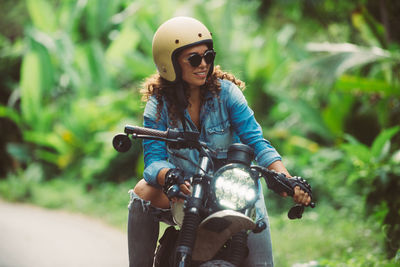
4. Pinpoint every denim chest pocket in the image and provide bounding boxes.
[205,120,233,152]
